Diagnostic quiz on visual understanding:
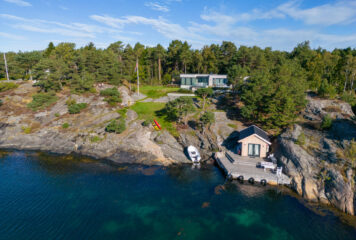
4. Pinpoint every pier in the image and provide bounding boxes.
[214,151,291,185]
